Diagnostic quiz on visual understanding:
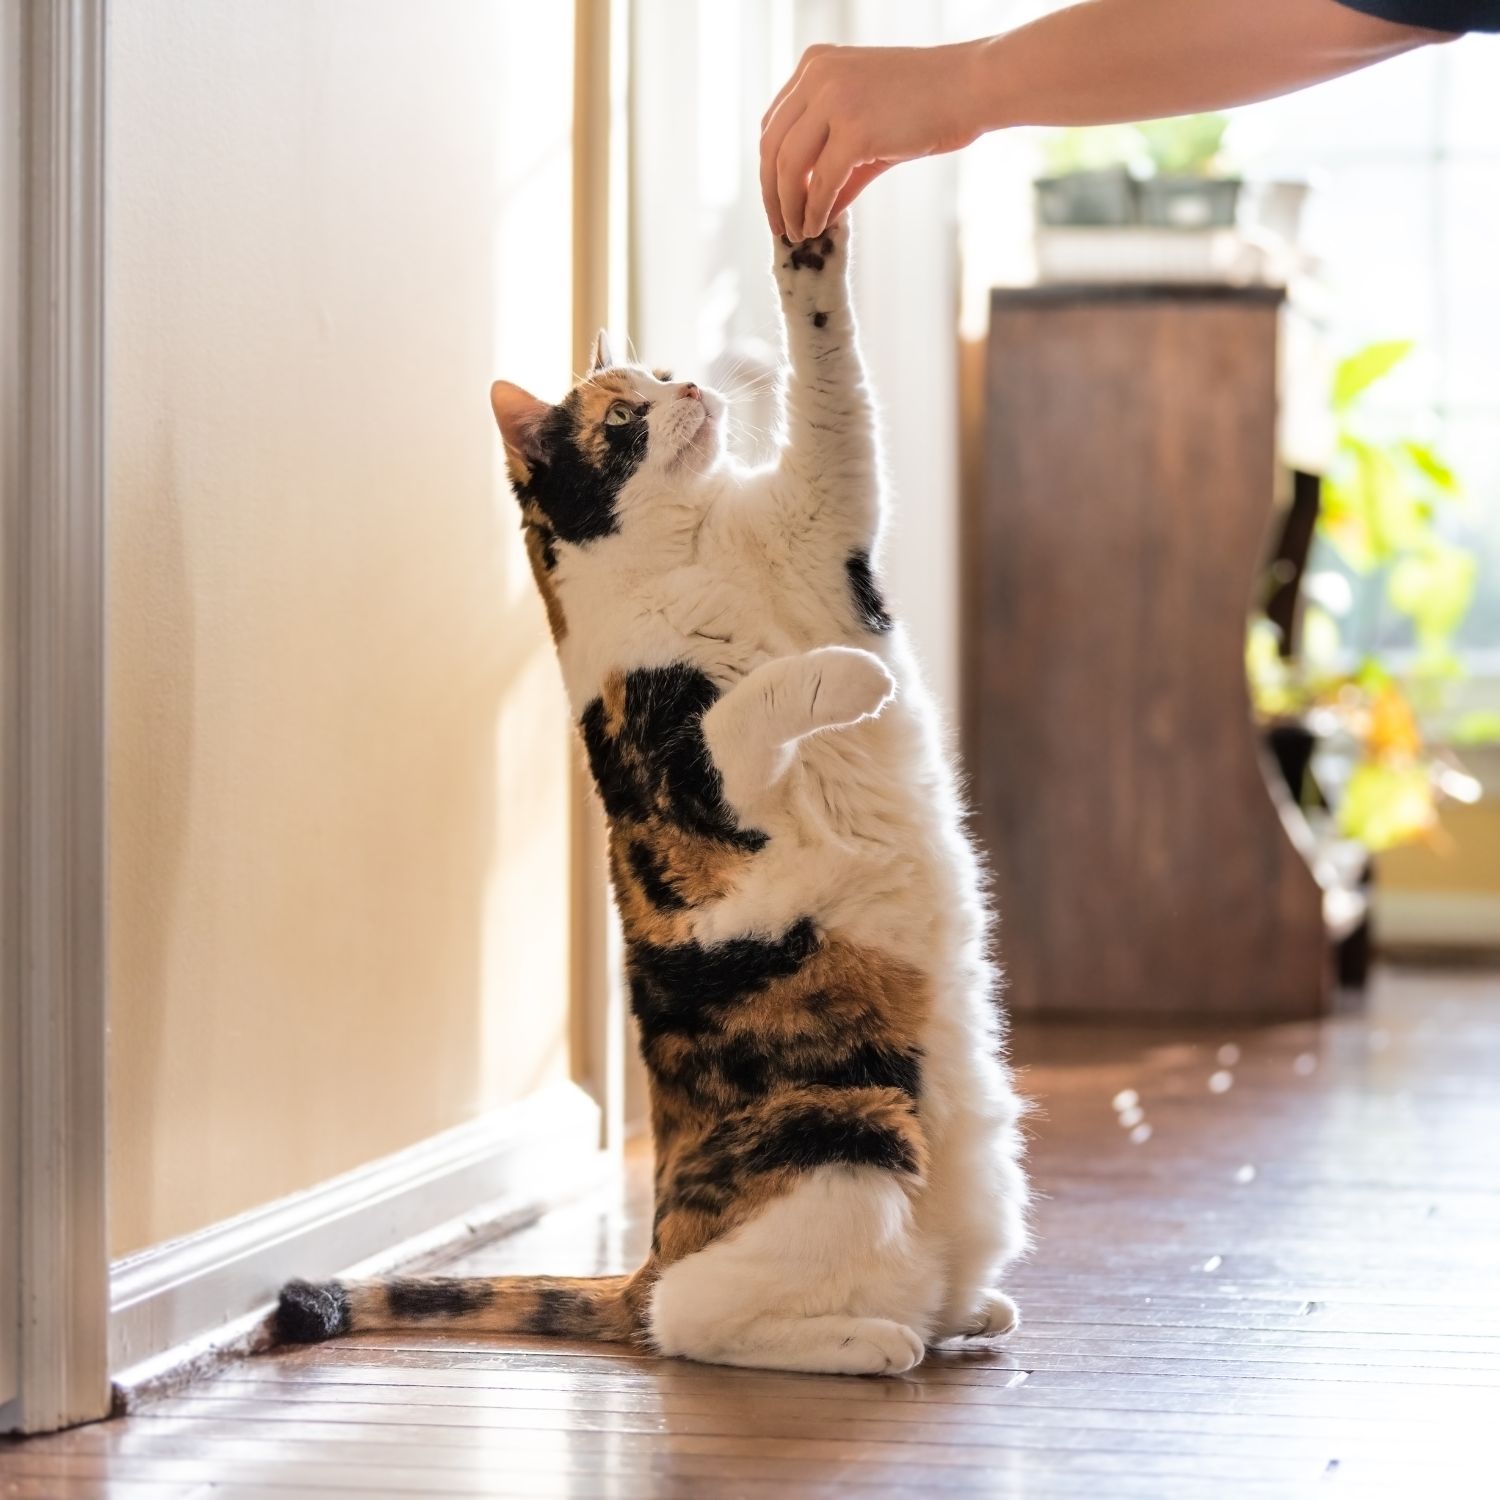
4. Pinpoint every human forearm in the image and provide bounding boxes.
[761,0,1452,240]
[971,0,1448,131]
